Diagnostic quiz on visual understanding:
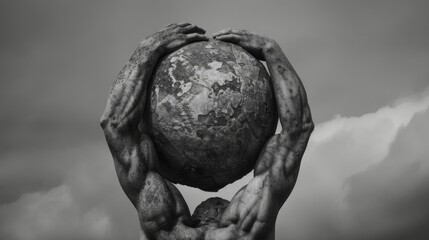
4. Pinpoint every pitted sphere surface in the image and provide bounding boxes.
[147,40,277,191]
